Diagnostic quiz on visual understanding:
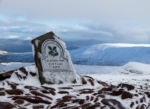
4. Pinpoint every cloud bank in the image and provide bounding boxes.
[0,0,150,43]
